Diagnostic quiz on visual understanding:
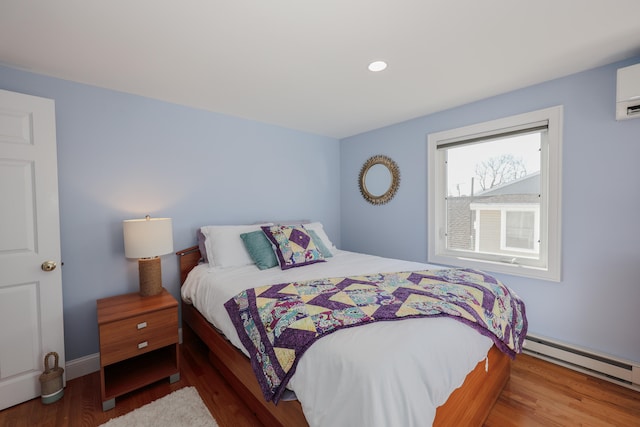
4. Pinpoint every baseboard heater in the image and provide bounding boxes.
[523,334,640,392]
